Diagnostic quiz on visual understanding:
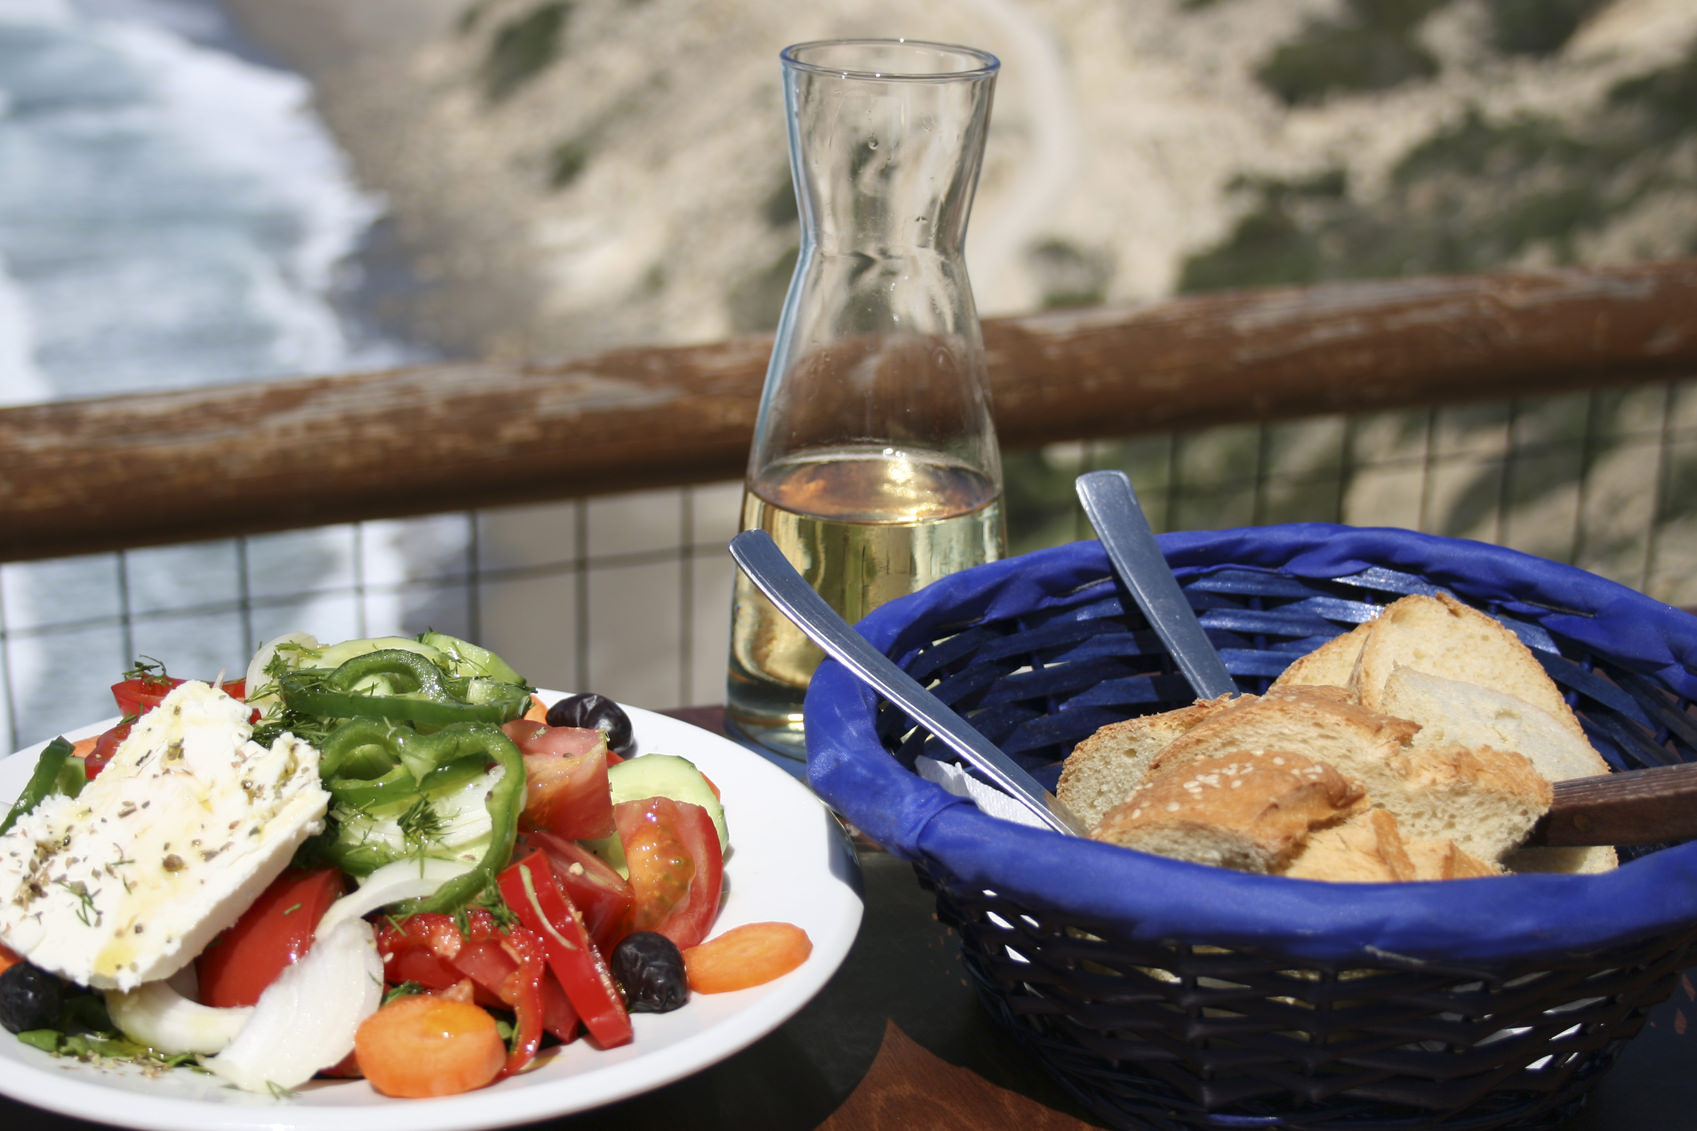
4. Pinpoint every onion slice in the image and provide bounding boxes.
[316,856,478,937]
[104,982,253,1056]
[242,630,320,716]
[110,857,474,1089]
[201,917,382,1093]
